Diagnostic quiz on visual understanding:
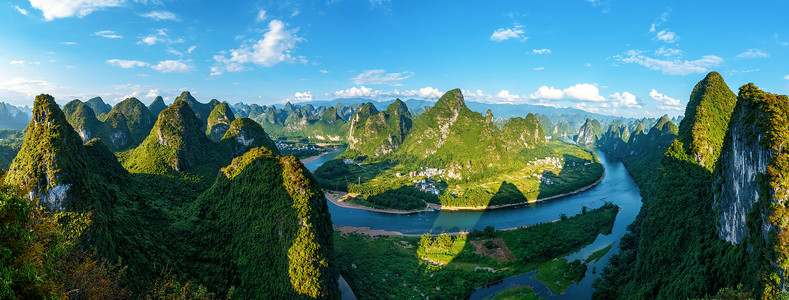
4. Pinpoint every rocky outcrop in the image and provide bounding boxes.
[206,103,236,141]
[4,94,88,211]
[221,117,280,156]
[575,118,602,145]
